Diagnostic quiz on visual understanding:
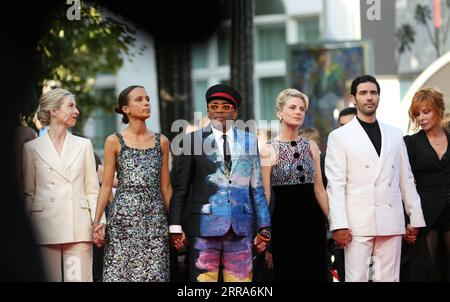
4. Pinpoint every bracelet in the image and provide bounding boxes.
[256,233,271,242]
[257,228,271,242]
[91,221,100,225]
